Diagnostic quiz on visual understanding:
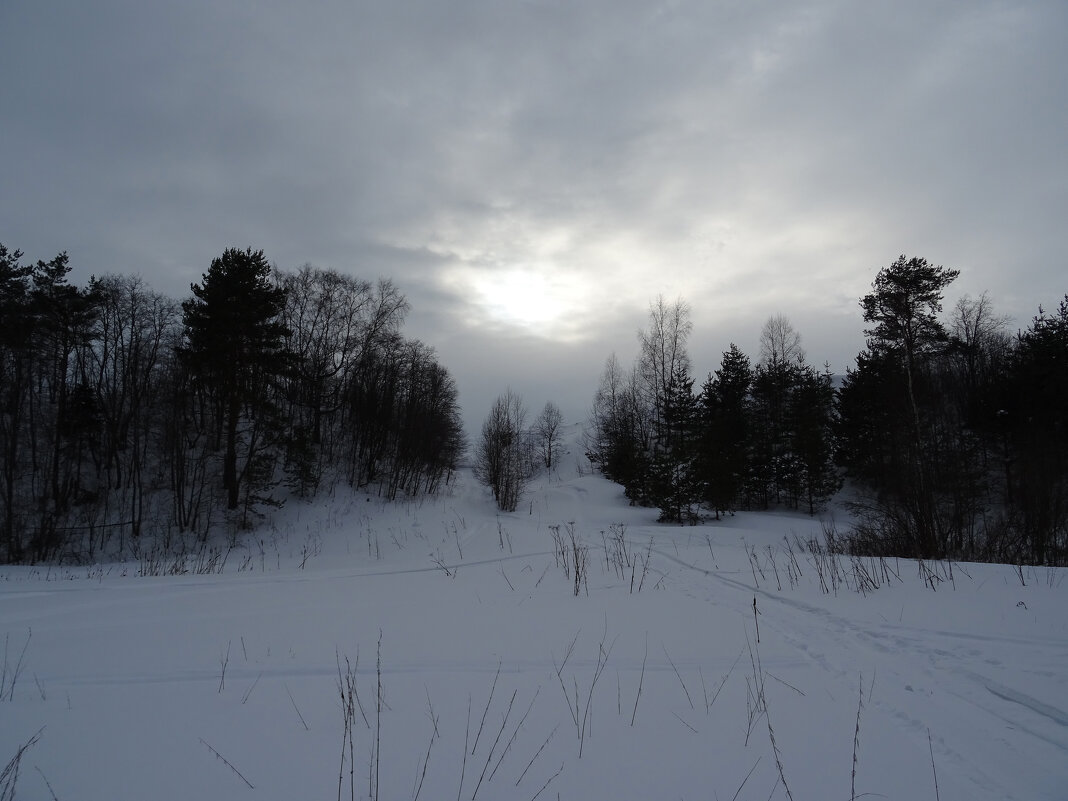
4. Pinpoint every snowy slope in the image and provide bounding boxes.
[1,427,1066,800]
